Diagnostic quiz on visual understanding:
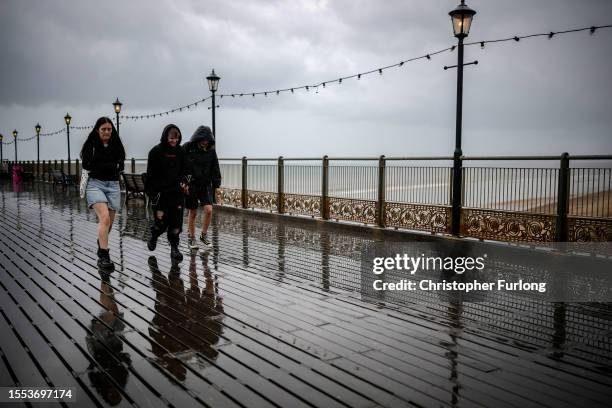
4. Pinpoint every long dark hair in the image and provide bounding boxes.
[80,117,126,161]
